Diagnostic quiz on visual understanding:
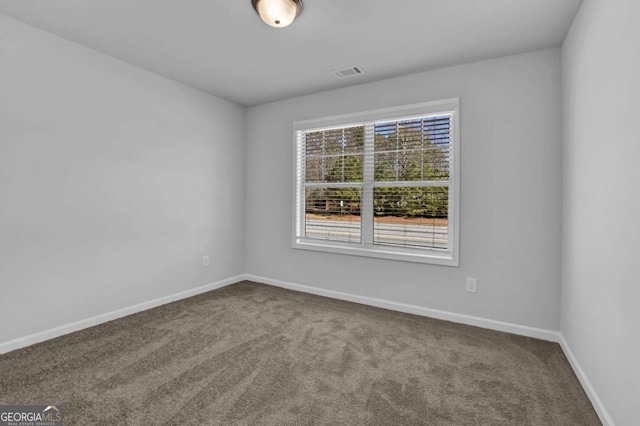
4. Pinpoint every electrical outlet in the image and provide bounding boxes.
[466,278,477,293]
[203,256,210,267]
